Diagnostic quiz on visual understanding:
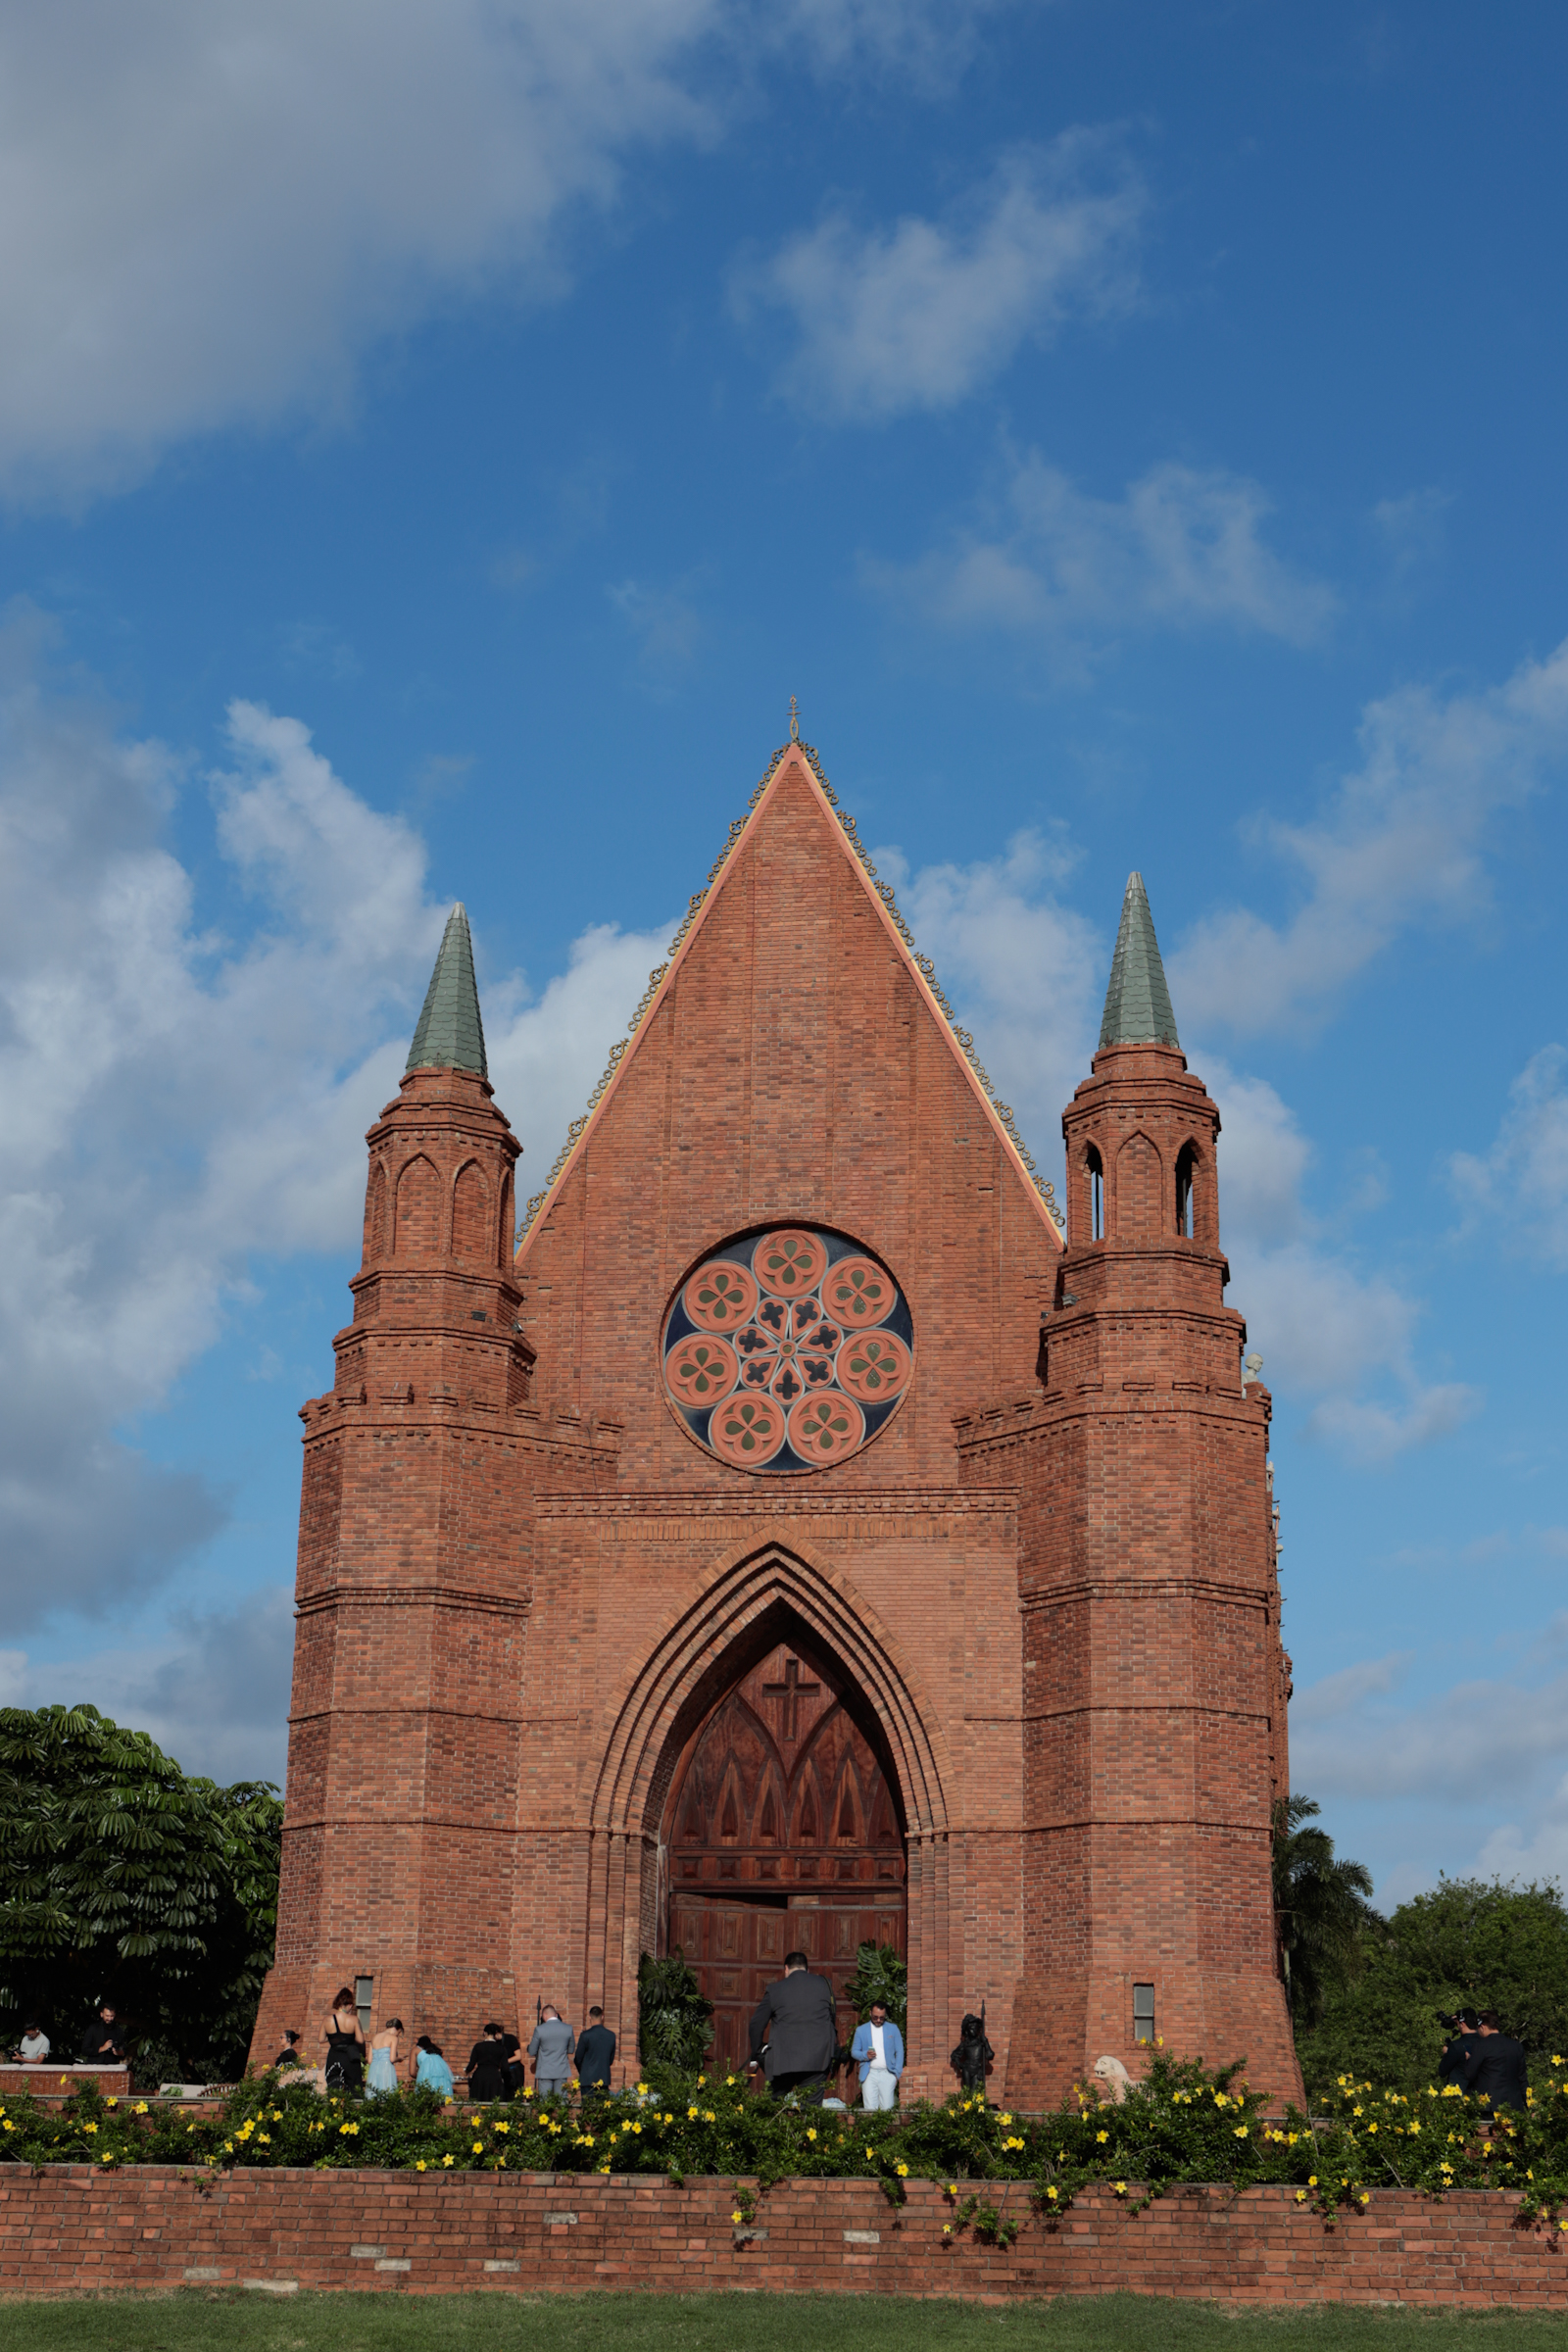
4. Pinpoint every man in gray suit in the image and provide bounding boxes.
[748,1949,837,2101]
